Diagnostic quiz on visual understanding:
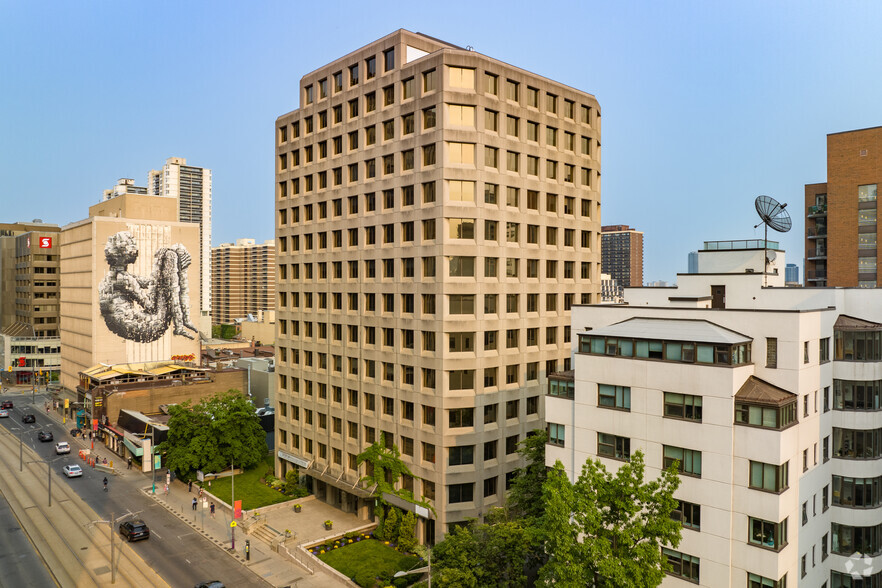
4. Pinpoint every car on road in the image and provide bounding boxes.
[119,520,149,542]
[37,431,53,442]
[62,465,82,478]
[22,414,35,423]
[55,442,70,454]
[195,582,225,588]
[70,428,82,436]
[0,410,8,418]
[1,401,12,409]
